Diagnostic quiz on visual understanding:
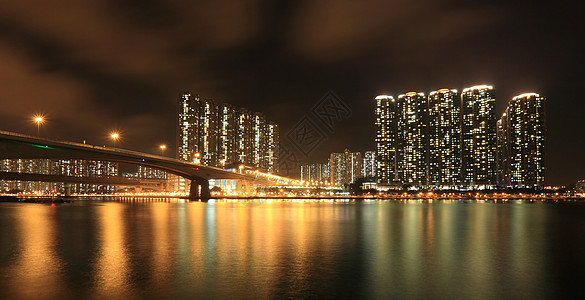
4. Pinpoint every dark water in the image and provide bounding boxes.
[1,198,585,299]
